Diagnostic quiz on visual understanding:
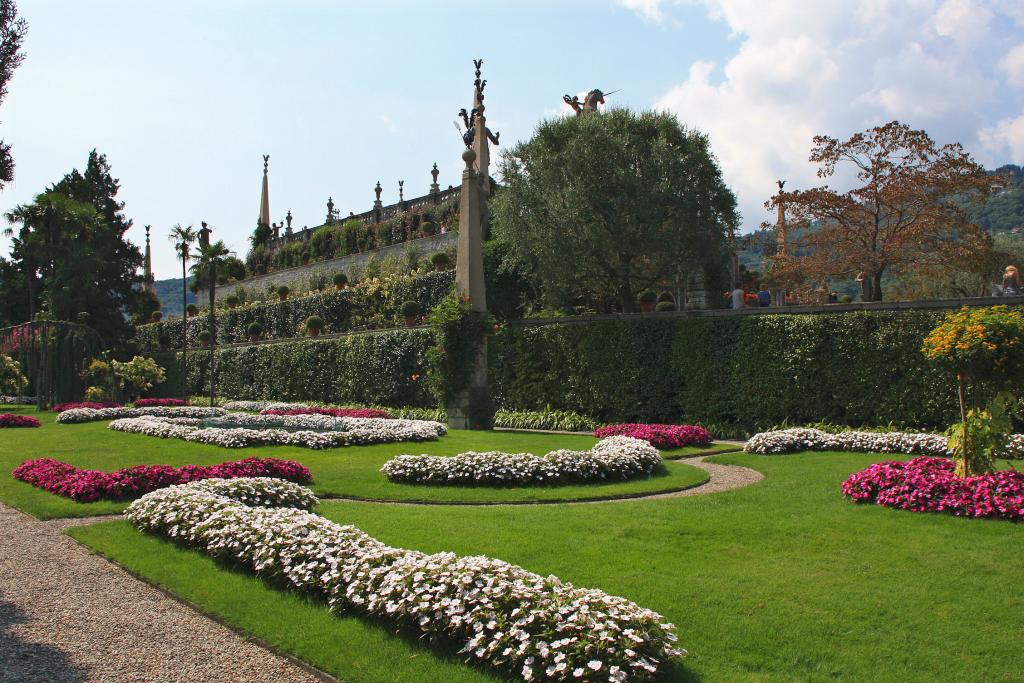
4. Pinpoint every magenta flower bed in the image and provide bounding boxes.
[261,406,393,419]
[0,413,41,428]
[842,457,1024,521]
[594,423,713,450]
[12,456,312,502]
[133,398,188,407]
[51,401,121,412]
